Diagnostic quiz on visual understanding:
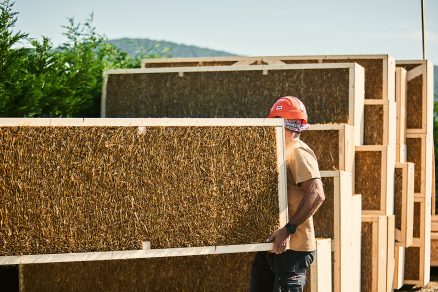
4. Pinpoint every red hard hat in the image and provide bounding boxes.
[267,96,308,124]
